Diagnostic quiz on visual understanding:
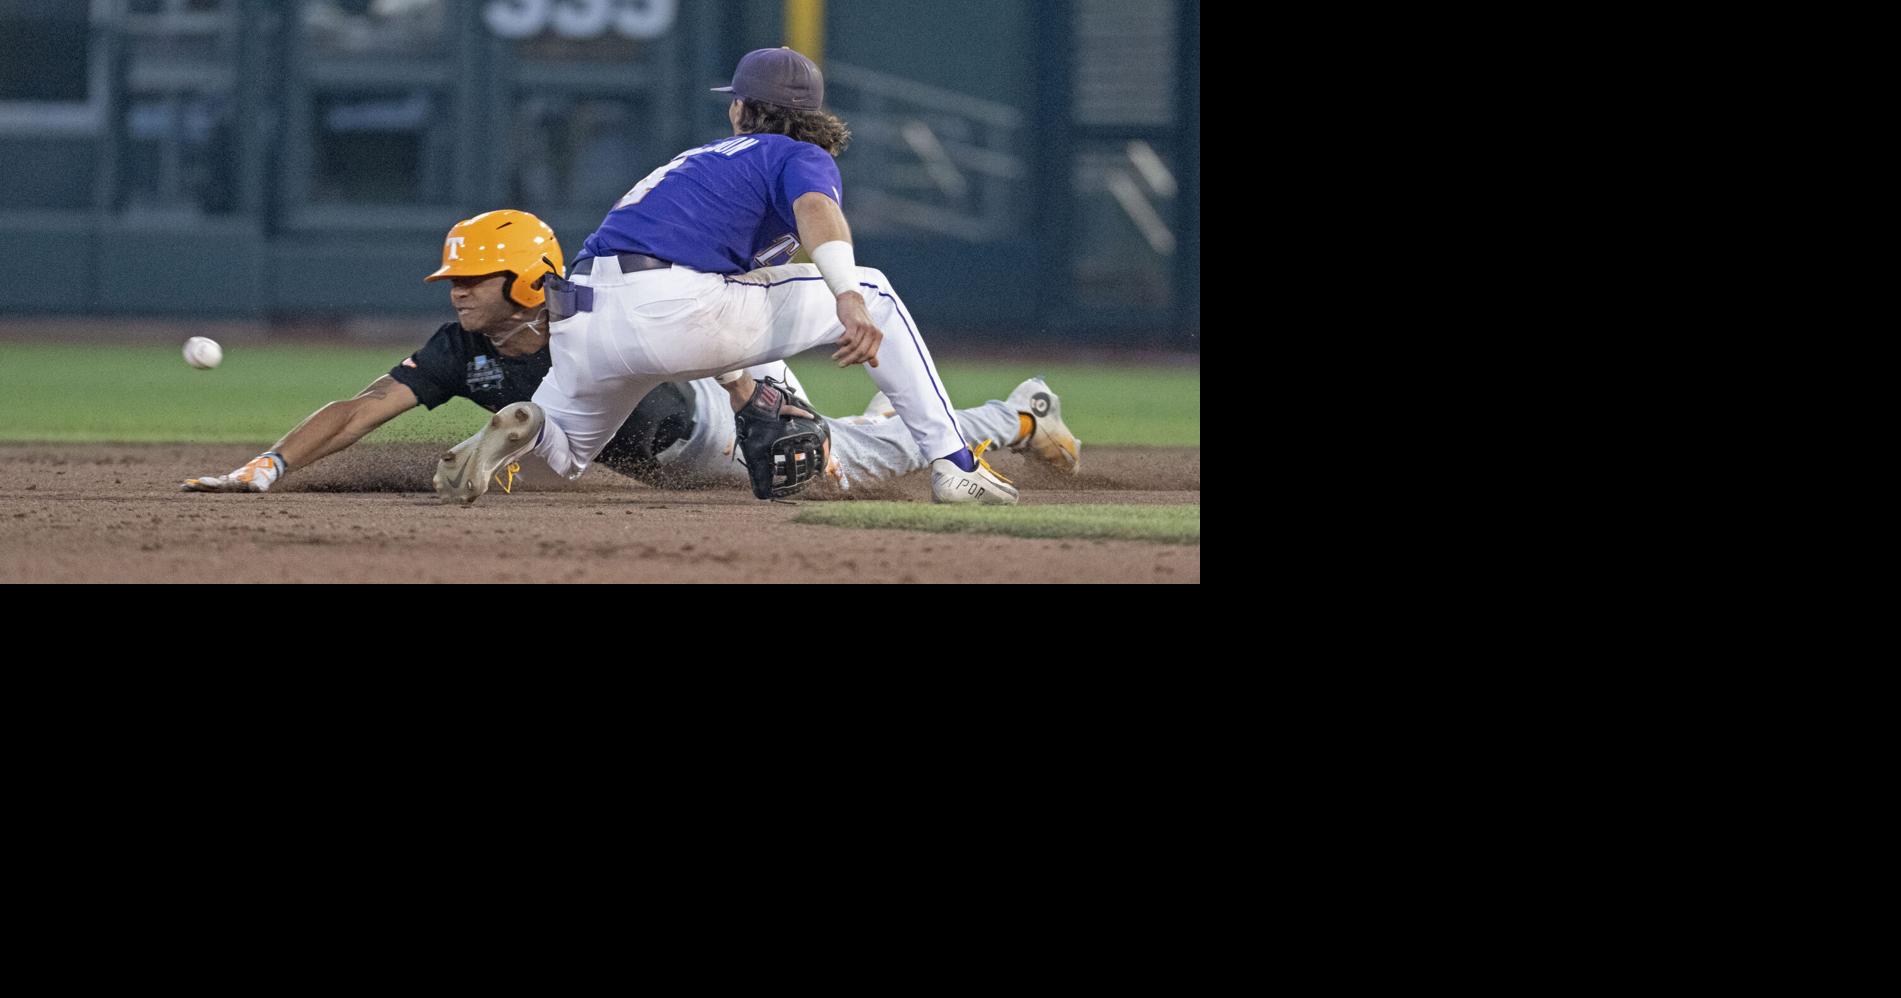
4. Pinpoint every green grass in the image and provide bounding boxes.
[795,502,1199,545]
[781,355,1199,448]
[0,342,1199,447]
[0,342,489,445]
